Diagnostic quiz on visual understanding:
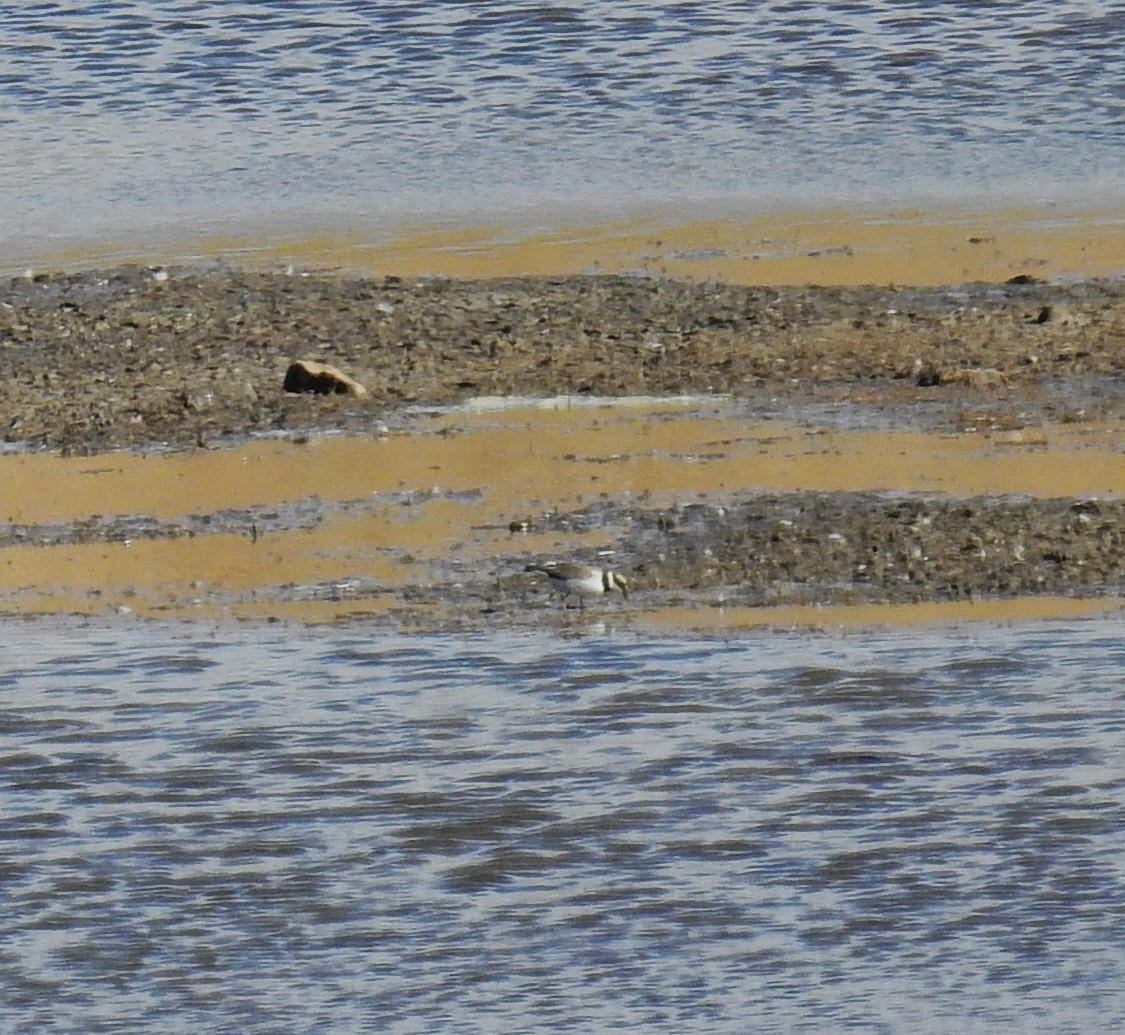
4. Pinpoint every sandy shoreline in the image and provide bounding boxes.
[25,202,1125,288]
[4,203,1125,629]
